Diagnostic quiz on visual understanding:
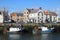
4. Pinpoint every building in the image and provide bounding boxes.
[3,10,9,22]
[0,8,9,23]
[24,7,58,23]
[24,7,45,23]
[44,10,58,23]
[10,12,24,23]
[0,11,3,23]
[57,18,60,22]
[23,8,29,23]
